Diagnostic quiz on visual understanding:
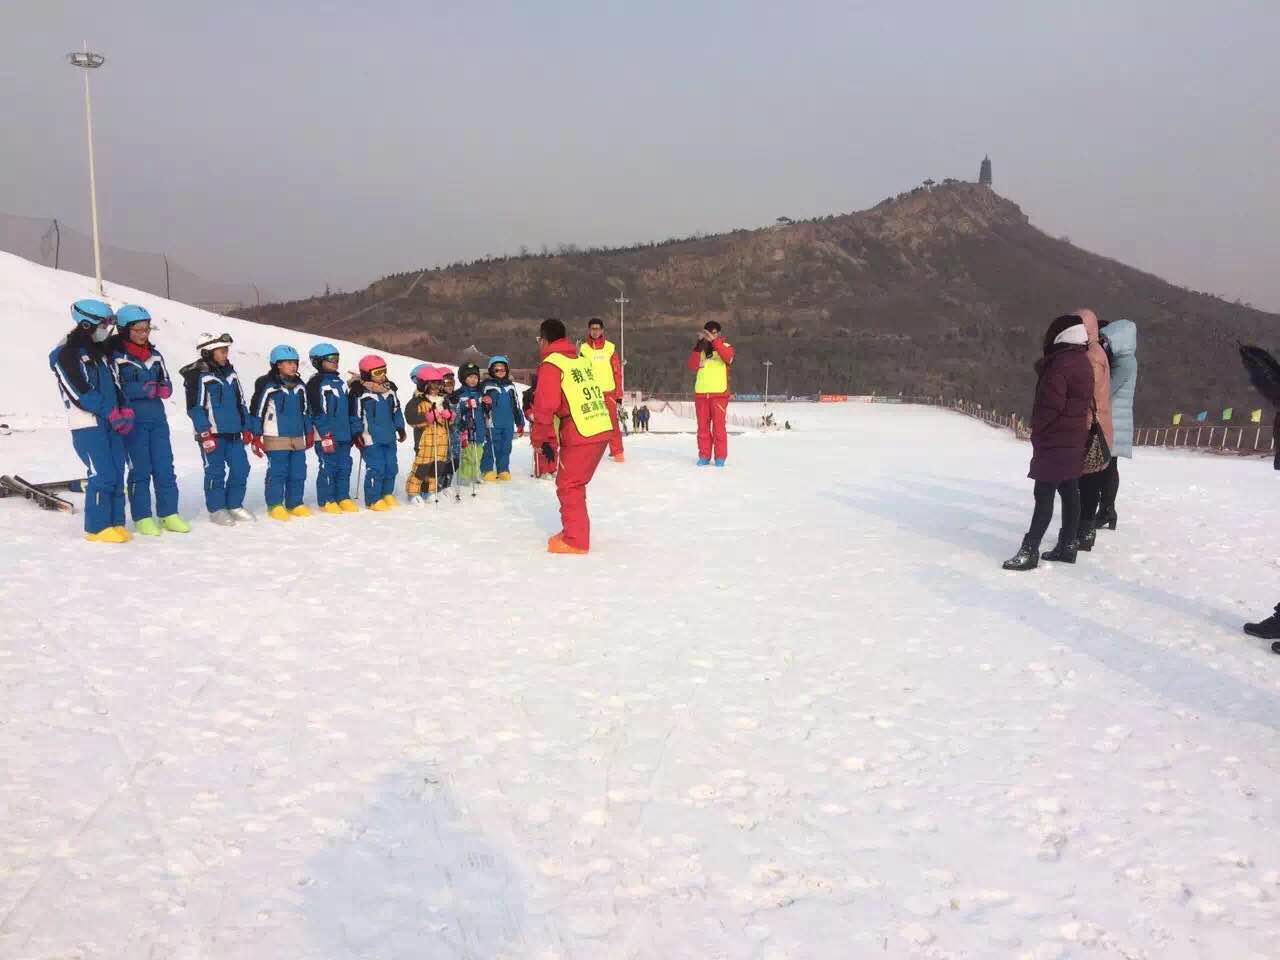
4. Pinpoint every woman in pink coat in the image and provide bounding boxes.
[1075,308,1113,551]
